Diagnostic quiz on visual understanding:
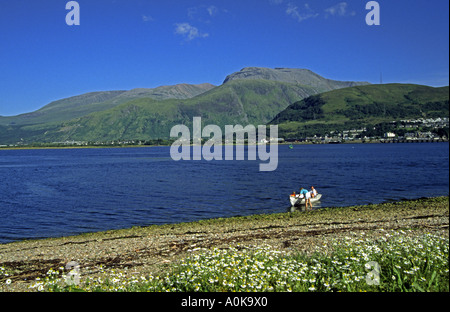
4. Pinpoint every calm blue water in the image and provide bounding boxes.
[0,143,448,243]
